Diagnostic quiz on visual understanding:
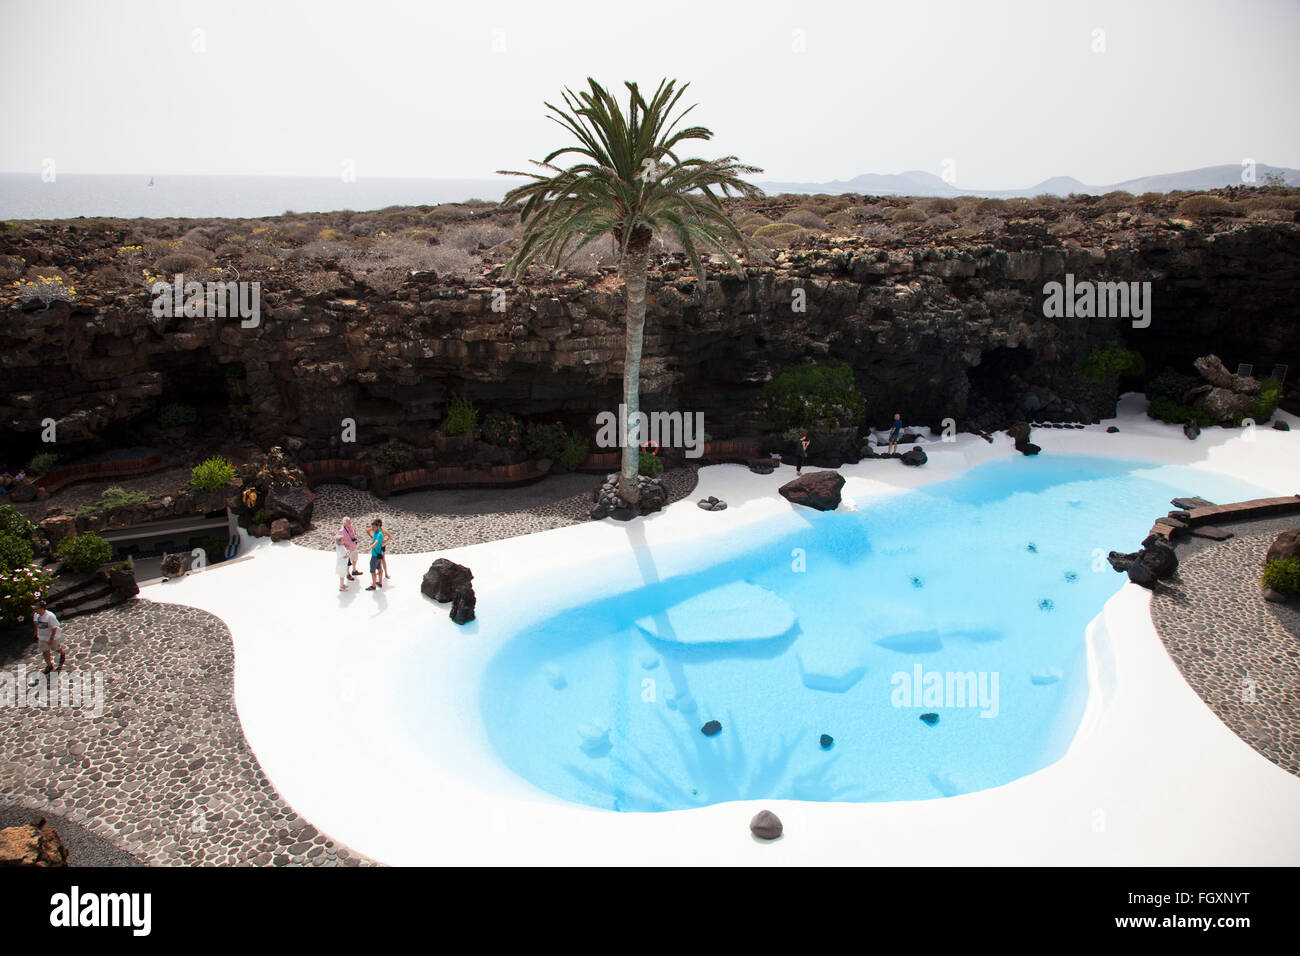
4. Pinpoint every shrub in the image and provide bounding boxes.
[0,504,33,541]
[925,197,958,213]
[1250,376,1282,423]
[525,421,568,461]
[482,411,523,447]
[752,222,802,238]
[442,393,478,436]
[638,450,665,478]
[0,533,34,571]
[155,252,209,274]
[781,209,828,230]
[0,564,55,628]
[200,536,227,564]
[158,402,198,429]
[1175,194,1235,217]
[1081,341,1146,383]
[99,487,149,511]
[55,533,113,573]
[26,451,57,476]
[890,207,928,223]
[363,438,415,475]
[252,507,266,526]
[191,456,235,492]
[1146,368,1197,404]
[12,275,76,305]
[559,433,590,470]
[1261,557,1300,595]
[1147,395,1211,427]
[764,360,865,430]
